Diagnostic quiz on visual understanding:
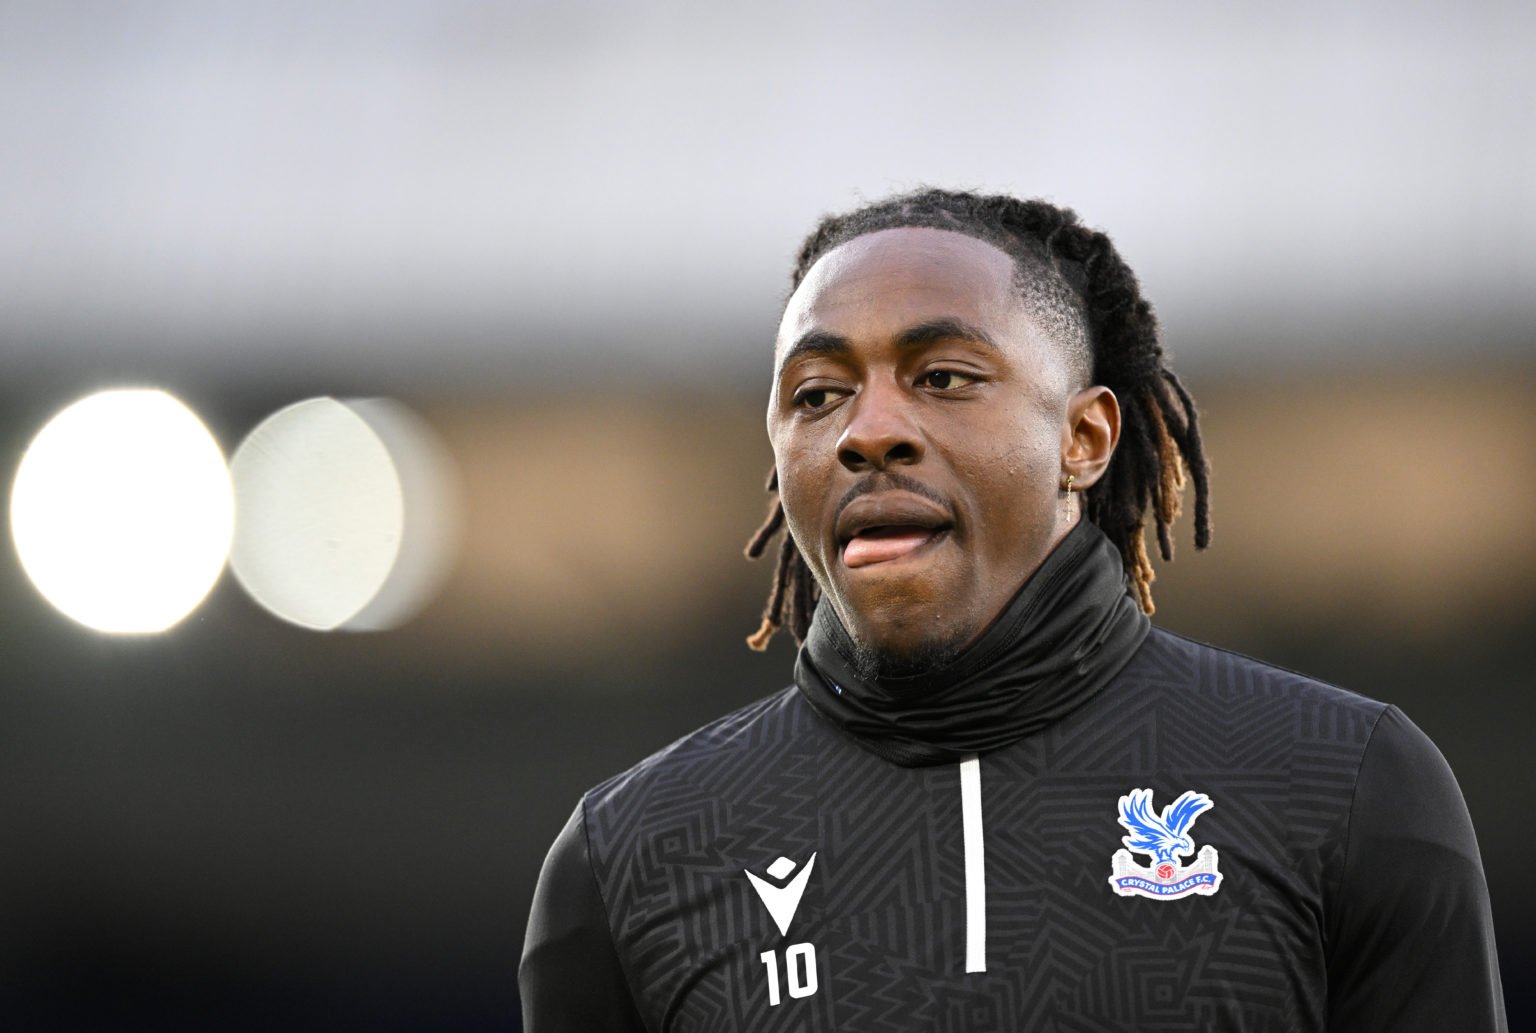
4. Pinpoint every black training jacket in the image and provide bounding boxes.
[520,525,1506,1032]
